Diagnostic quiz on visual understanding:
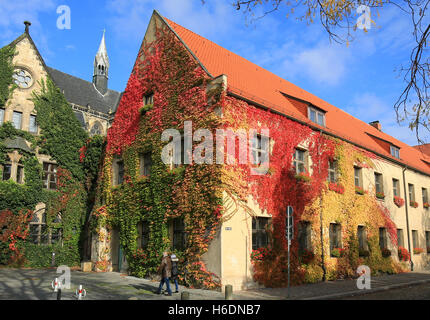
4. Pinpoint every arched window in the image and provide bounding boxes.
[90,121,103,136]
